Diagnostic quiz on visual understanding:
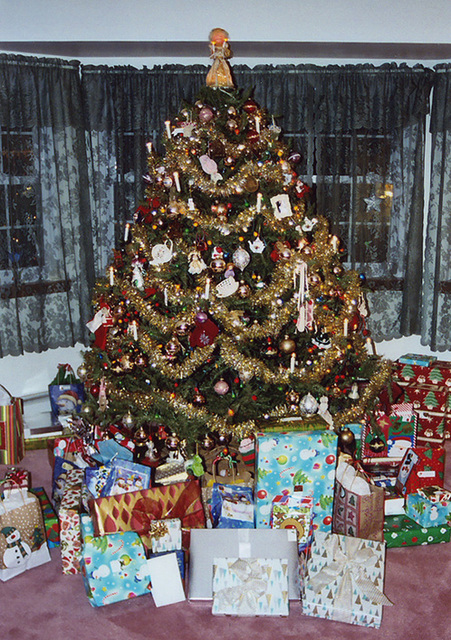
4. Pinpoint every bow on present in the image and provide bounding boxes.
[308,535,392,624]
[215,559,268,615]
